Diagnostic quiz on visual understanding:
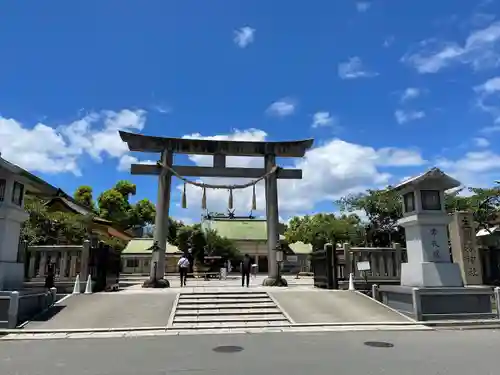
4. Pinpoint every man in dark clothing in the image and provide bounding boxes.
[241,254,251,287]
